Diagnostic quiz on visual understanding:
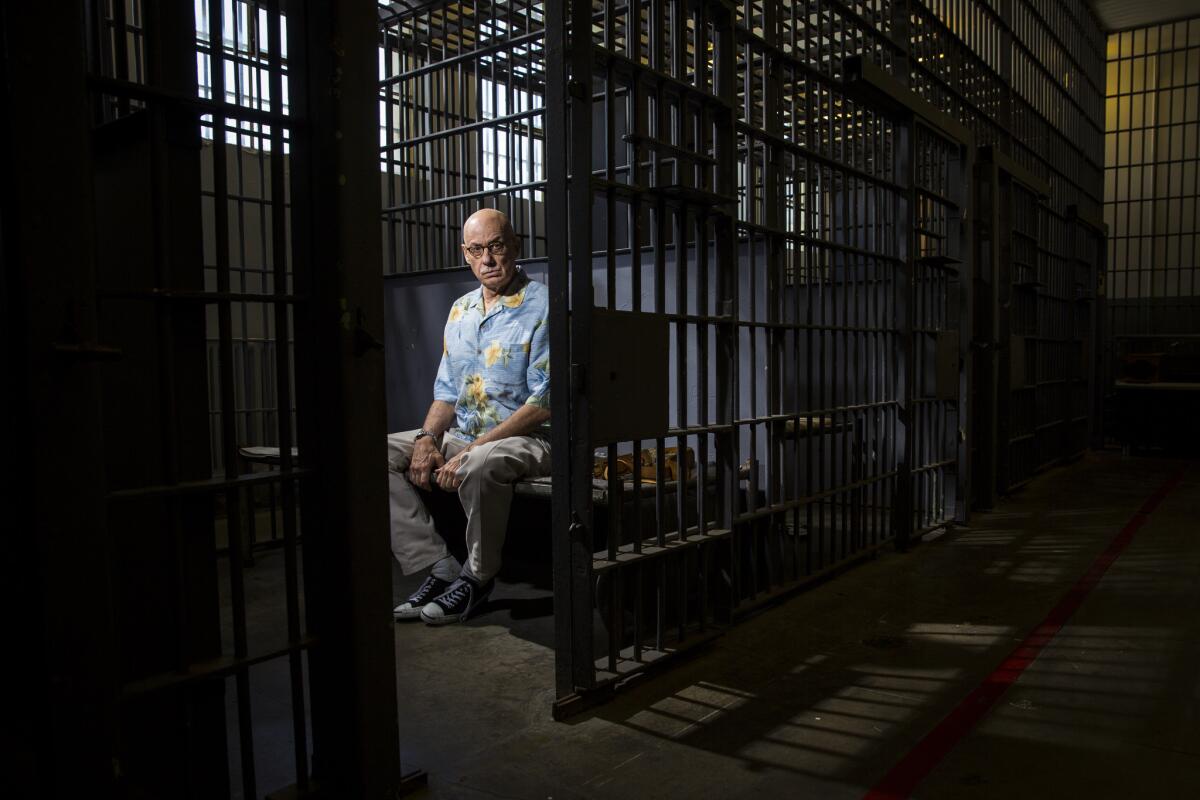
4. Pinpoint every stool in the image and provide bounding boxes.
[236,446,299,564]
